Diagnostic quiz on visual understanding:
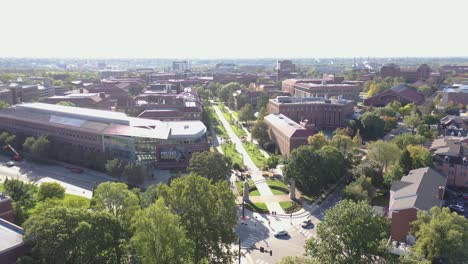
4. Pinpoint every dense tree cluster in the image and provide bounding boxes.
[188,151,232,182]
